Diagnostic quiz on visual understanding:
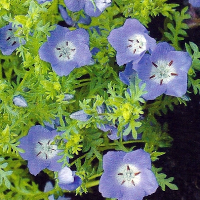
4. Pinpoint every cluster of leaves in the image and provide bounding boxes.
[162,6,190,50]
[186,42,200,94]
[115,0,178,26]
